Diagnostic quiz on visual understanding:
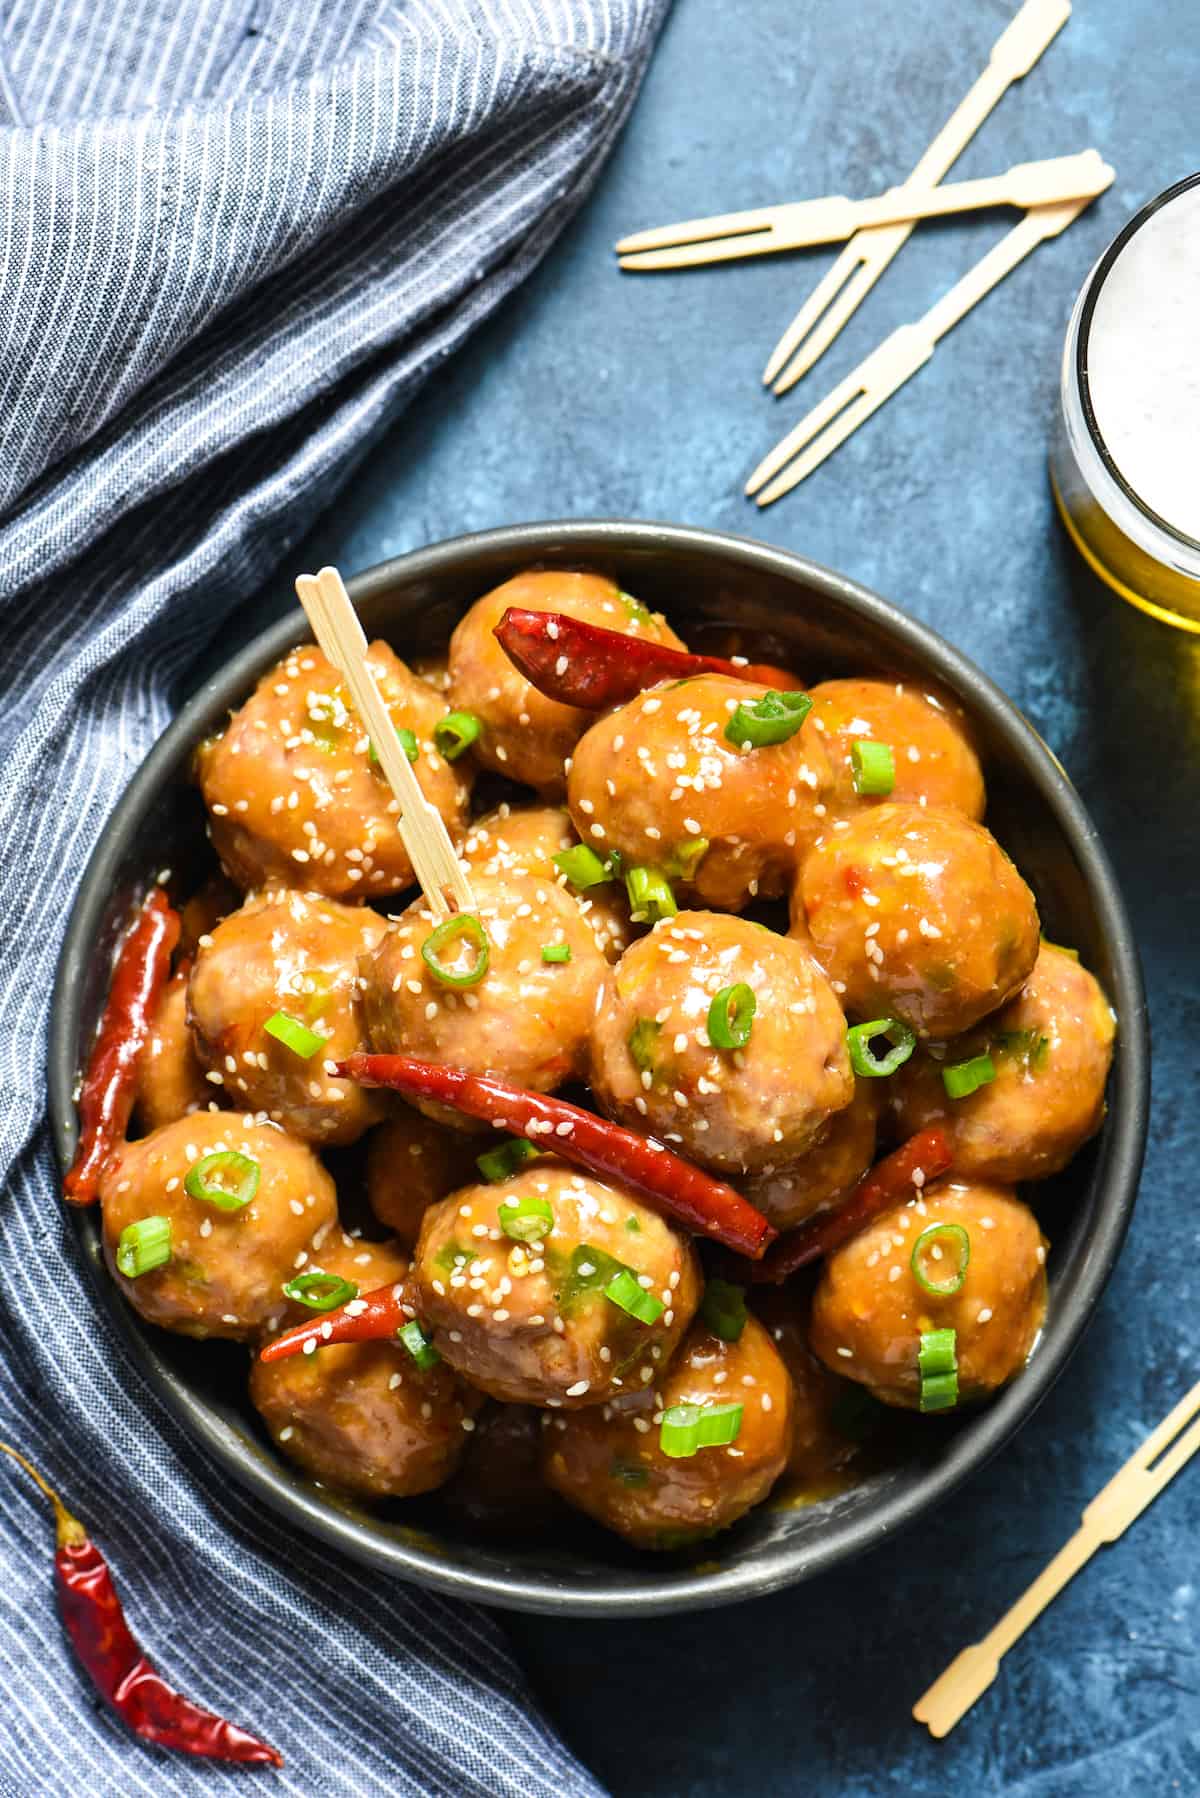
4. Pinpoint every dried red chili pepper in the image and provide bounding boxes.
[493,607,805,711]
[749,1128,952,1284]
[337,1052,776,1259]
[259,1281,410,1365]
[0,1441,282,1765]
[64,885,180,1206]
